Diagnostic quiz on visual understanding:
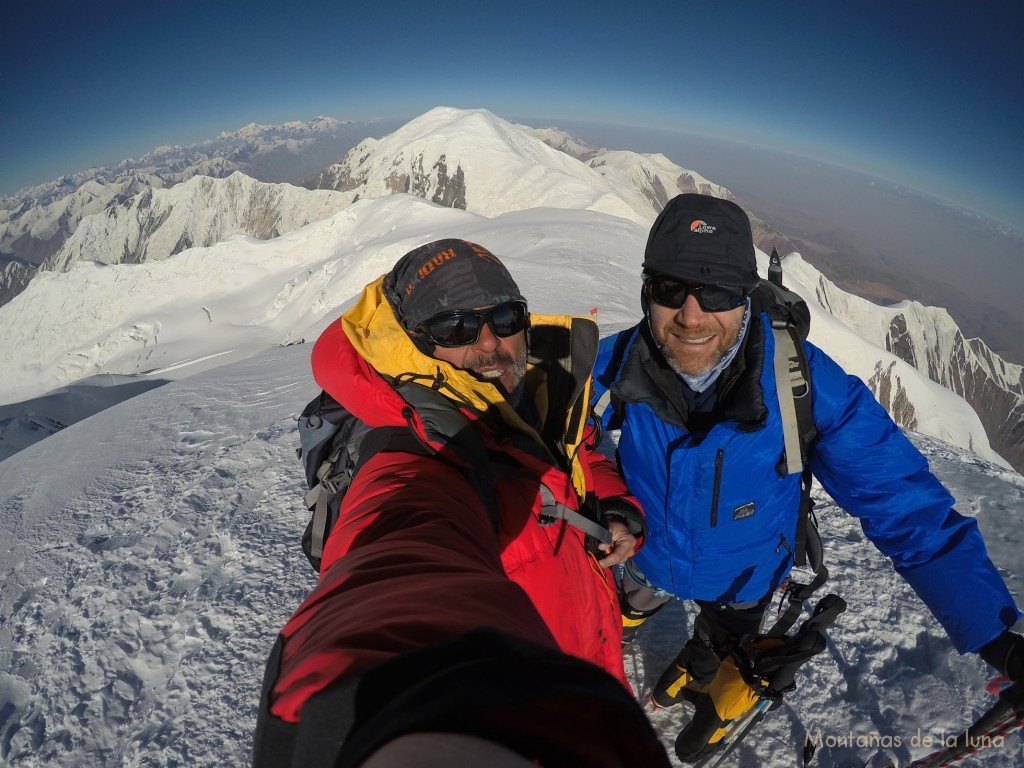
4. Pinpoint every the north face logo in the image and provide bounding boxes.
[690,220,716,234]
